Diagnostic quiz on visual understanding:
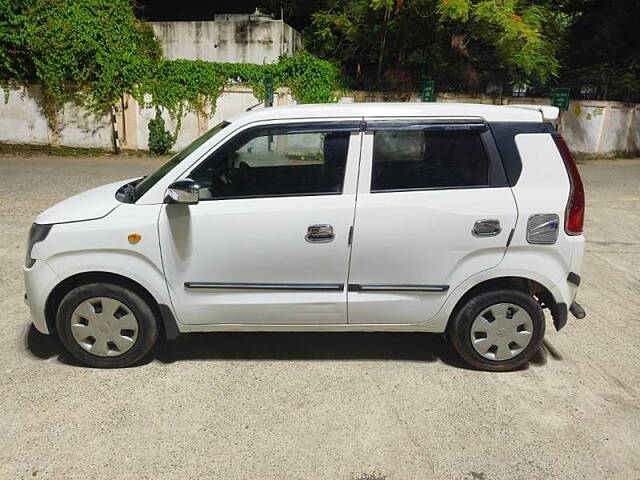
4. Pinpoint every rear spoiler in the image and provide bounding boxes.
[507,104,559,122]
